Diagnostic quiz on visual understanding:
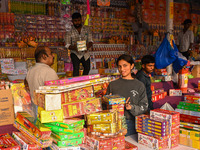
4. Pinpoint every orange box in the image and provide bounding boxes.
[142,9,151,23]
[150,10,158,24]
[156,0,166,11]
[157,10,166,24]
[174,3,182,14]
[191,14,198,25]
[181,3,190,13]
[148,0,156,10]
